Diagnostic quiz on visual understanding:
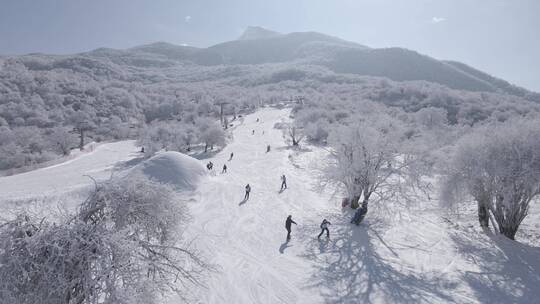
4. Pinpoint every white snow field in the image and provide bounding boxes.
[1,107,539,304]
